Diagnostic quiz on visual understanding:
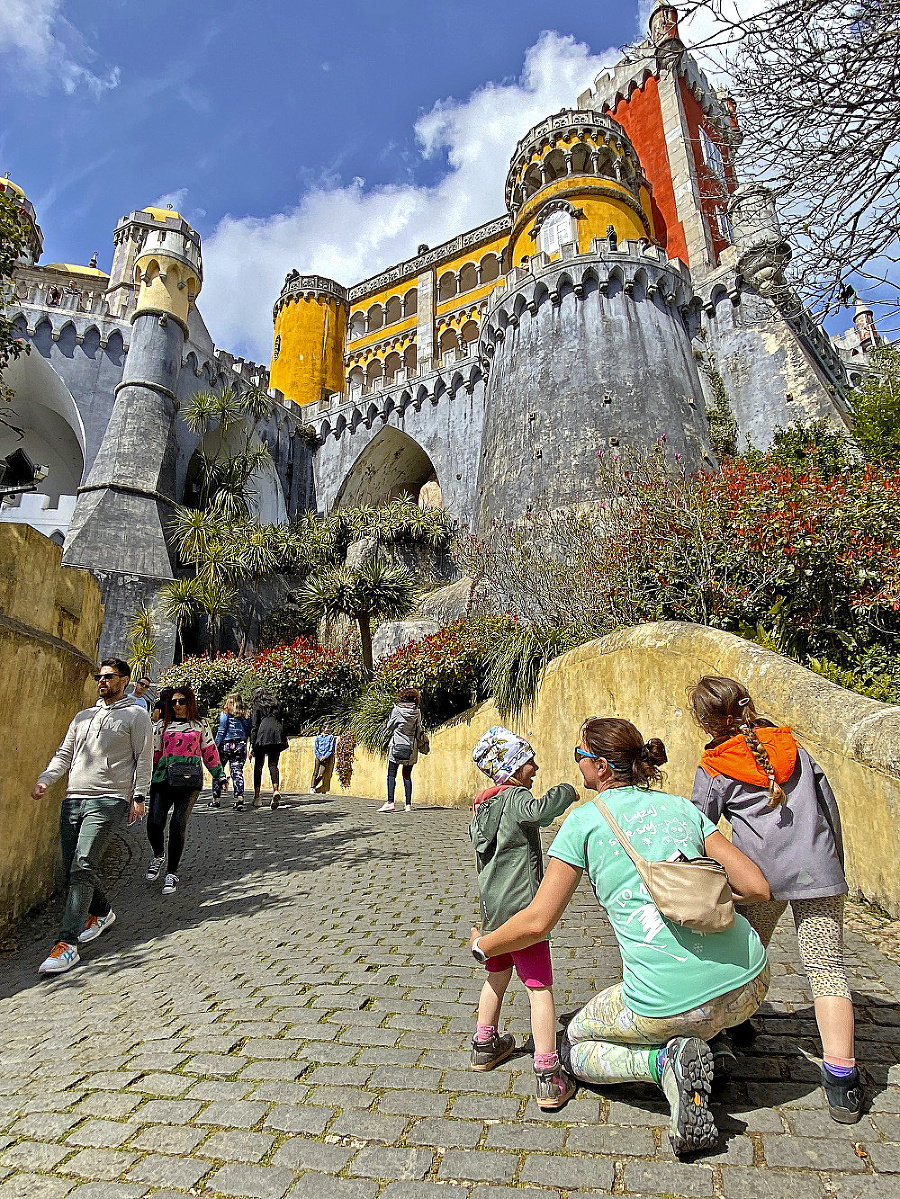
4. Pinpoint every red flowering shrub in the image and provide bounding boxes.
[161,638,364,731]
